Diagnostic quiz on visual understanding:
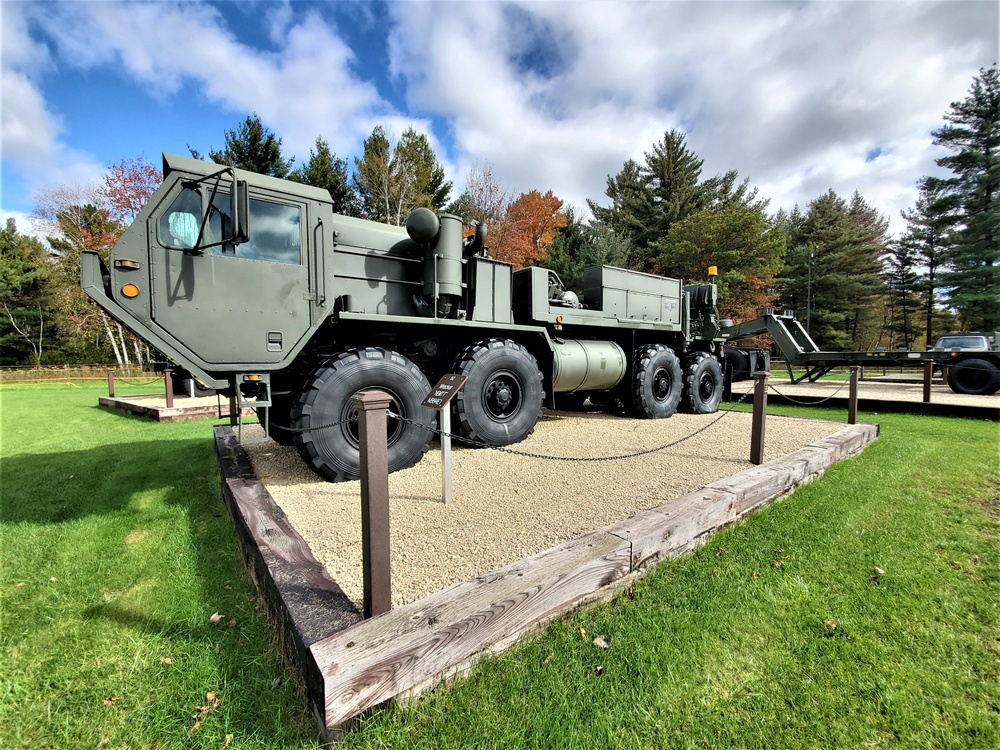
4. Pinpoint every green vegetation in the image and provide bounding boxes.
[0,384,323,749]
[2,385,998,748]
